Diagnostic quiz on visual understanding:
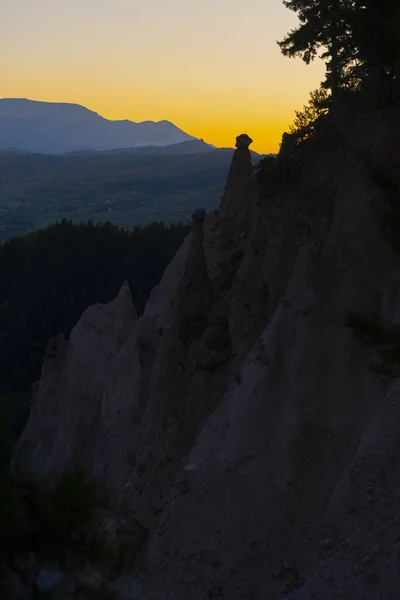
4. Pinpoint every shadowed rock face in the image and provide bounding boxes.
[12,281,137,478]
[13,112,400,599]
[221,132,254,213]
